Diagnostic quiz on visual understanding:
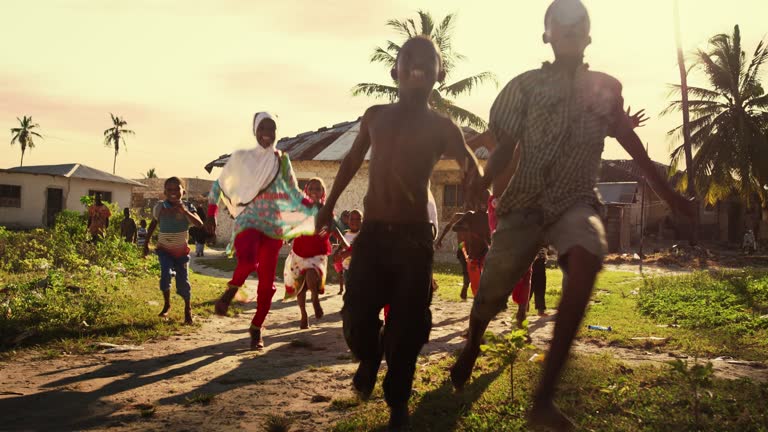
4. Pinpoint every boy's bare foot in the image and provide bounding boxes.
[158,304,170,317]
[299,316,309,329]
[249,326,264,350]
[312,298,324,319]
[184,309,193,325]
[450,345,480,391]
[352,358,380,401]
[529,399,576,431]
[387,404,410,431]
[538,309,549,317]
